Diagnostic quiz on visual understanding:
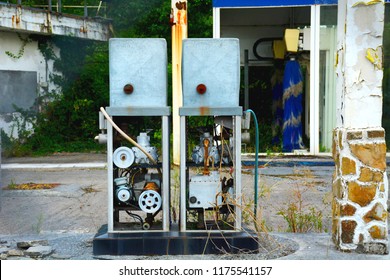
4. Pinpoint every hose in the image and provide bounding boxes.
[100,107,162,175]
[245,109,259,220]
